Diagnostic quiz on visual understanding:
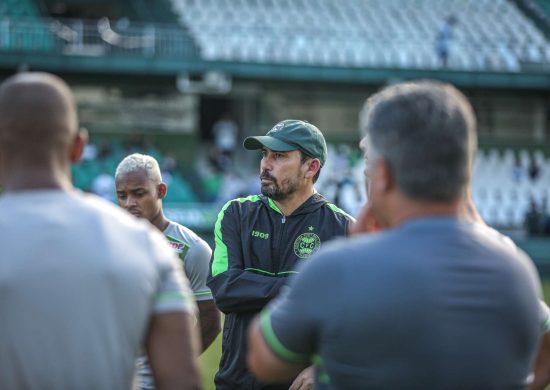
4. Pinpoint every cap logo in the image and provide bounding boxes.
[270,122,285,133]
